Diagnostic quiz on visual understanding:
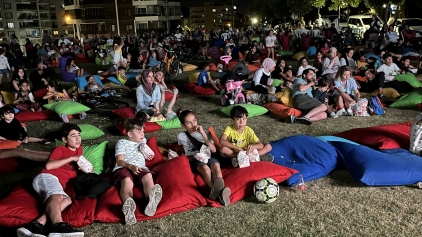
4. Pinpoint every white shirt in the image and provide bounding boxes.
[113,138,148,172]
[58,38,71,46]
[377,63,400,81]
[253,68,271,86]
[221,33,229,41]
[265,36,277,47]
[385,31,399,43]
[0,55,10,70]
[174,33,183,41]
[296,65,316,77]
